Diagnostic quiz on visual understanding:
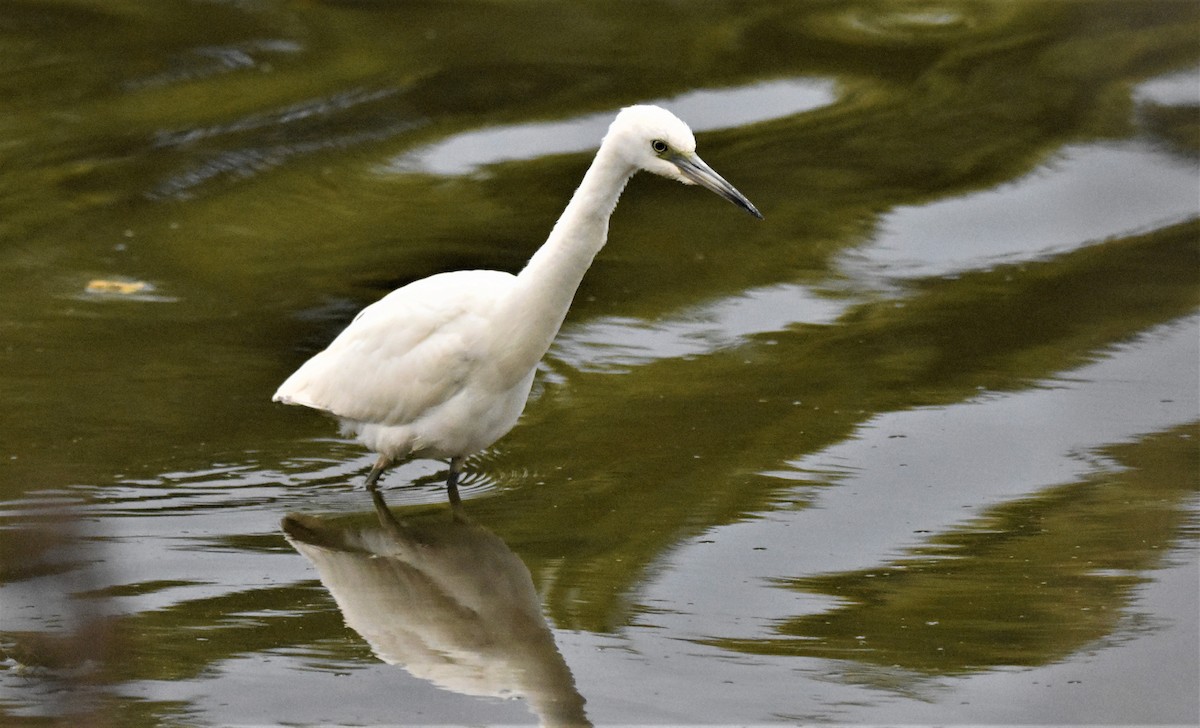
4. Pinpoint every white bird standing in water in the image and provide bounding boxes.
[274,105,761,503]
